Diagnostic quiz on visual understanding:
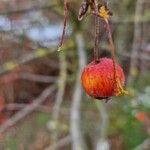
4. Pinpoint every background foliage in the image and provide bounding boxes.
[0,0,149,150]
